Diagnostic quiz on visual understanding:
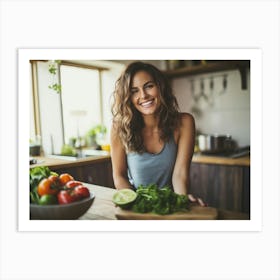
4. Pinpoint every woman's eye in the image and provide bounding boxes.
[145,84,154,89]
[130,89,138,94]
